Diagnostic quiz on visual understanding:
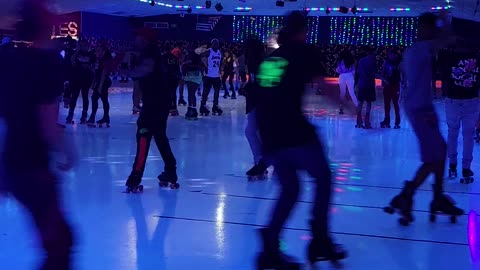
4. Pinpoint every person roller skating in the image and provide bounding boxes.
[355,50,377,130]
[380,50,402,129]
[254,12,347,269]
[198,39,223,117]
[384,12,464,225]
[182,44,204,121]
[246,160,268,180]
[123,28,178,193]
